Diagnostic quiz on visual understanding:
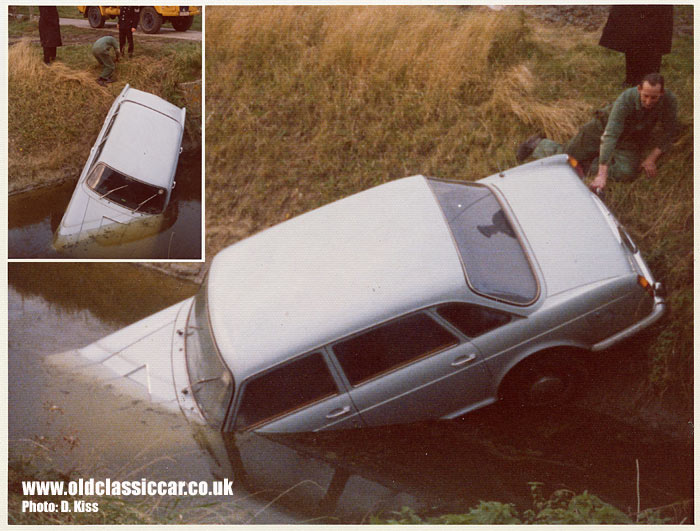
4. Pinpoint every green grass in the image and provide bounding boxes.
[371,483,675,524]
[205,6,693,410]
